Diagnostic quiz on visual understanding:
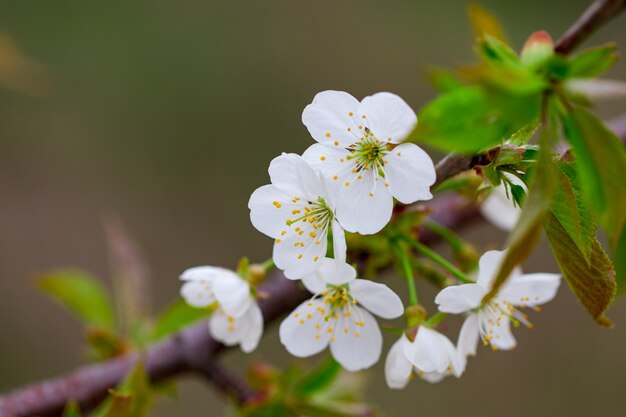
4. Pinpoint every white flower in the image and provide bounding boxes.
[248,153,347,280]
[385,328,465,389]
[435,250,561,355]
[279,258,404,371]
[480,173,526,231]
[180,266,263,353]
[301,90,436,235]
